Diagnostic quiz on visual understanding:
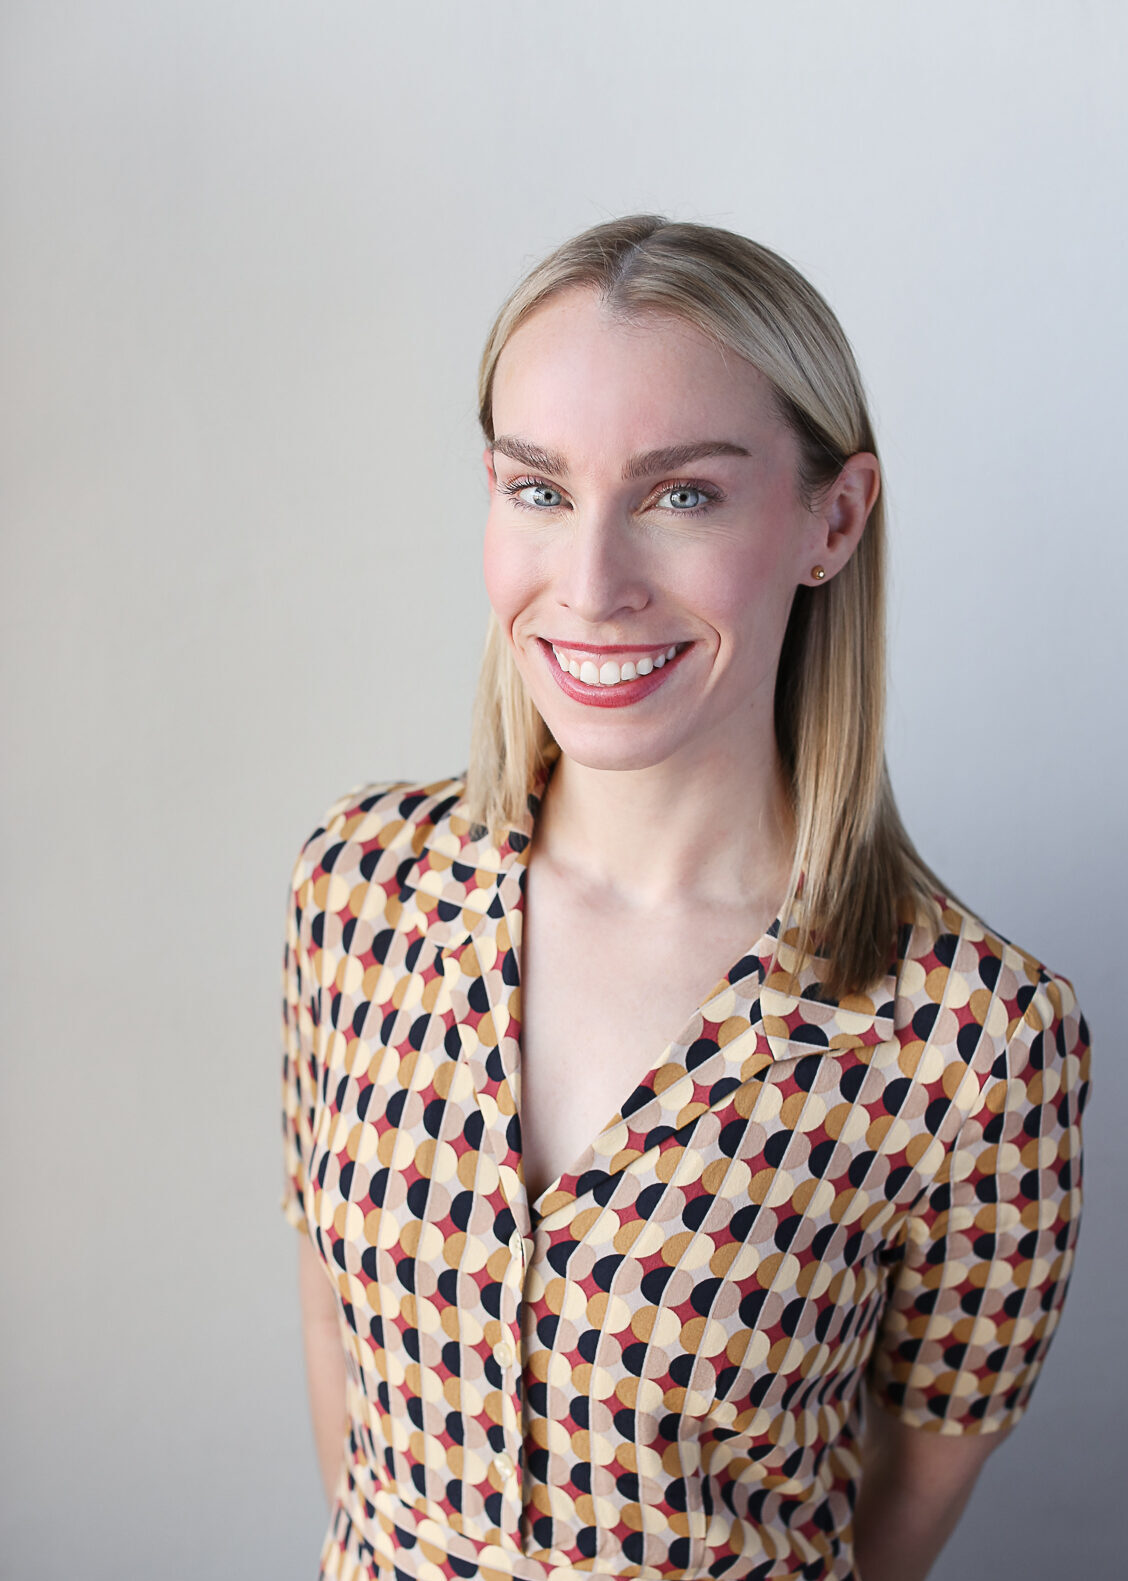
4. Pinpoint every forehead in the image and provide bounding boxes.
[491,288,783,456]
